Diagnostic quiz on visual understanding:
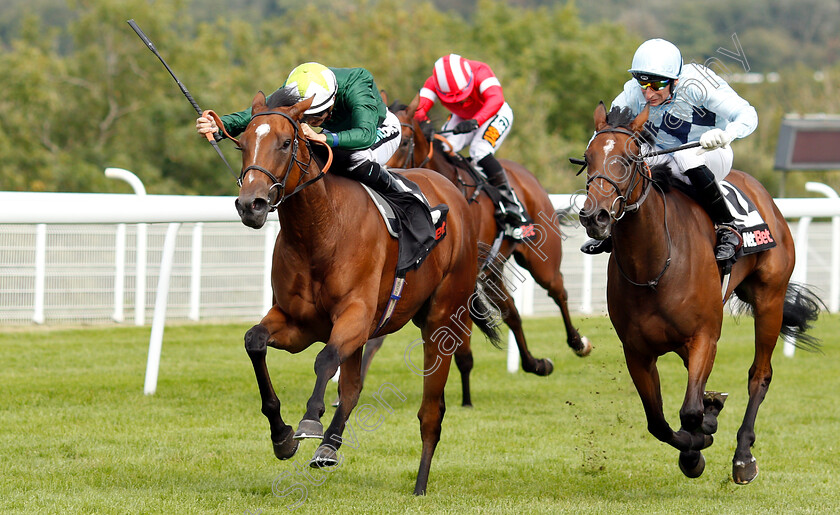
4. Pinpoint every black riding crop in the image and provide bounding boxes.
[127,19,237,180]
